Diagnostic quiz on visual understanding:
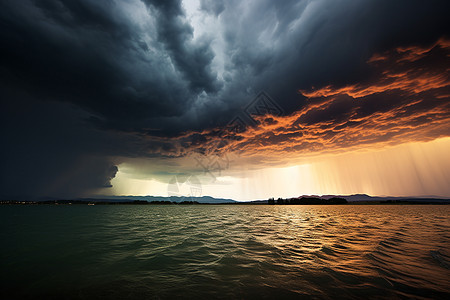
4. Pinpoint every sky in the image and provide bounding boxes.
[1,0,449,200]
